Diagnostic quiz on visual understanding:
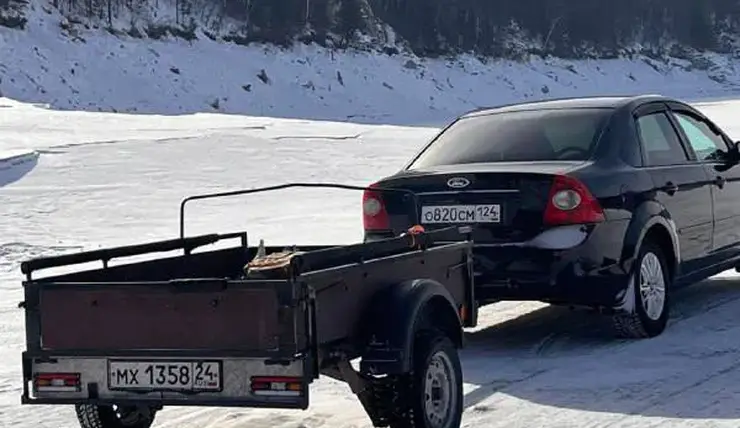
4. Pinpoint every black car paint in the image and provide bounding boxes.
[366,95,740,310]
[378,161,588,243]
